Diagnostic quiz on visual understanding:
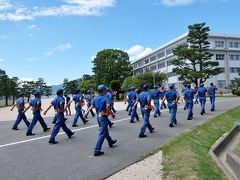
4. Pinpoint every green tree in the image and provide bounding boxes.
[172,22,223,86]
[63,78,81,95]
[121,72,167,92]
[44,86,53,97]
[21,81,35,102]
[92,49,132,86]
[109,80,121,100]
